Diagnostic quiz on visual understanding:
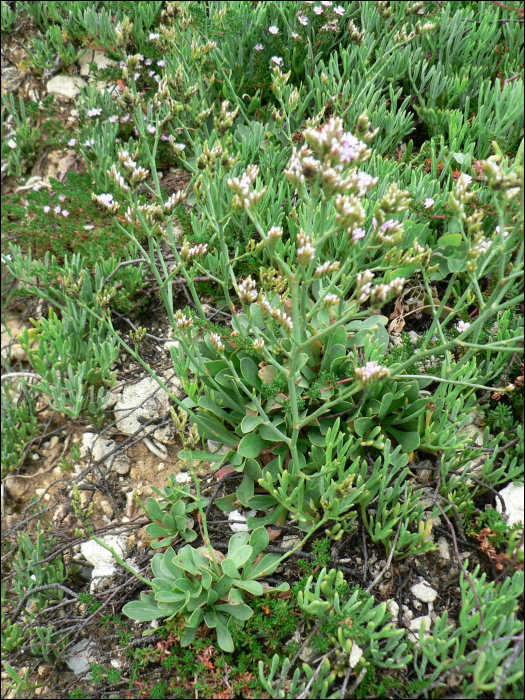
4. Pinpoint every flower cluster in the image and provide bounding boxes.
[448,173,475,217]
[334,194,366,235]
[375,218,405,246]
[227,165,267,210]
[92,192,120,213]
[107,164,130,192]
[315,260,341,278]
[322,293,340,306]
[180,240,208,262]
[253,338,265,351]
[214,100,239,137]
[369,277,405,306]
[163,189,186,215]
[348,20,365,44]
[267,226,283,252]
[125,202,163,227]
[284,117,374,197]
[392,20,436,44]
[259,298,293,334]
[296,231,316,266]
[175,311,193,330]
[238,276,258,304]
[356,270,375,302]
[209,332,225,352]
[482,158,522,202]
[355,361,389,386]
